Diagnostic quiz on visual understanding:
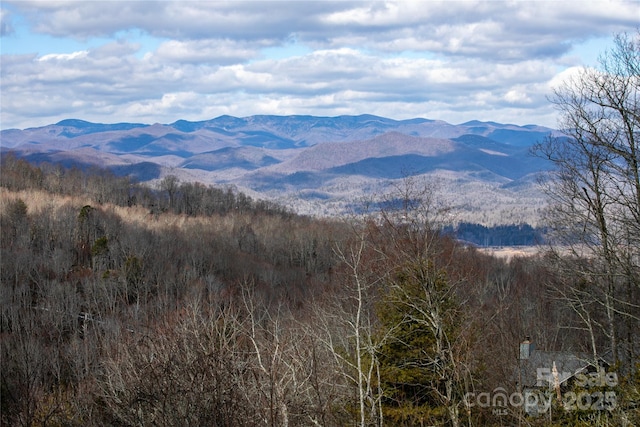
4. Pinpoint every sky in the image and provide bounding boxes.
[1,1,638,130]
